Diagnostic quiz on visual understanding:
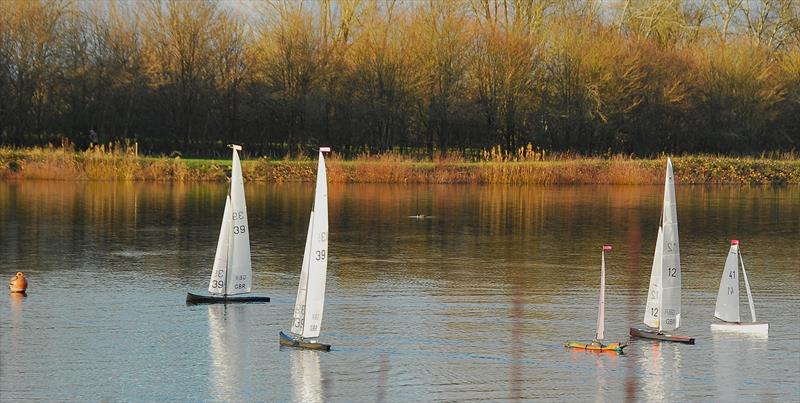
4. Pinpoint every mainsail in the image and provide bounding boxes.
[596,245,612,340]
[208,146,252,295]
[643,158,681,332]
[658,158,681,331]
[291,150,329,339]
[714,242,741,323]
